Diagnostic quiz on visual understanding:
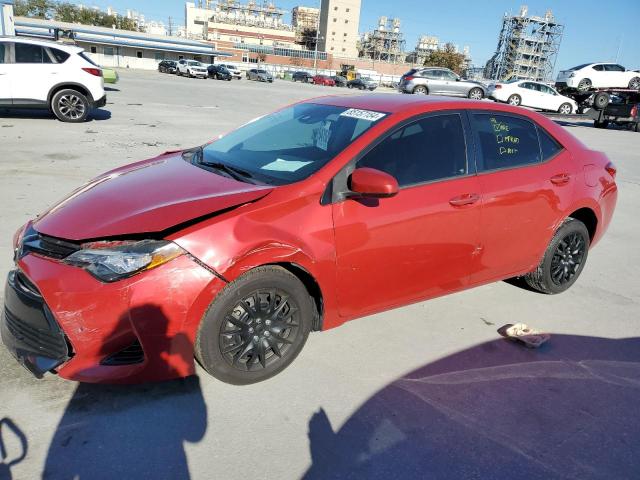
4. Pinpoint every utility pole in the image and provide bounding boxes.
[313,1,321,74]
[168,16,174,36]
